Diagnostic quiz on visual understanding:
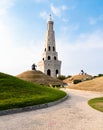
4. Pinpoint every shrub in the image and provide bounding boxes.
[66,75,72,78]
[98,74,103,77]
[73,79,82,84]
[57,75,66,80]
